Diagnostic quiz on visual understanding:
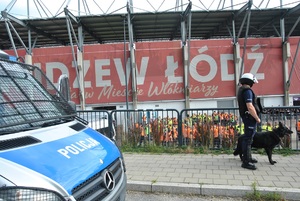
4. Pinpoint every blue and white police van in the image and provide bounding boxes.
[0,57,126,201]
